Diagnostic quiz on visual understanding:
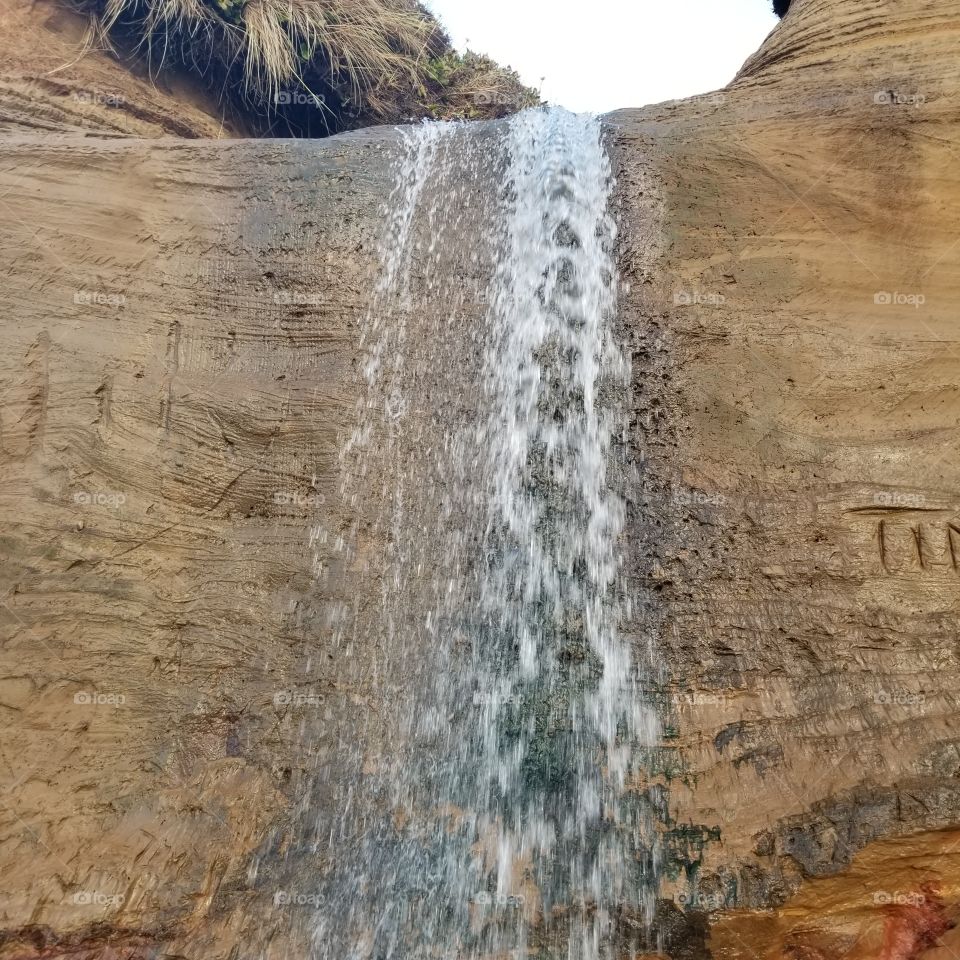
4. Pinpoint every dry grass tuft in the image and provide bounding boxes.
[71,0,540,134]
[240,0,433,105]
